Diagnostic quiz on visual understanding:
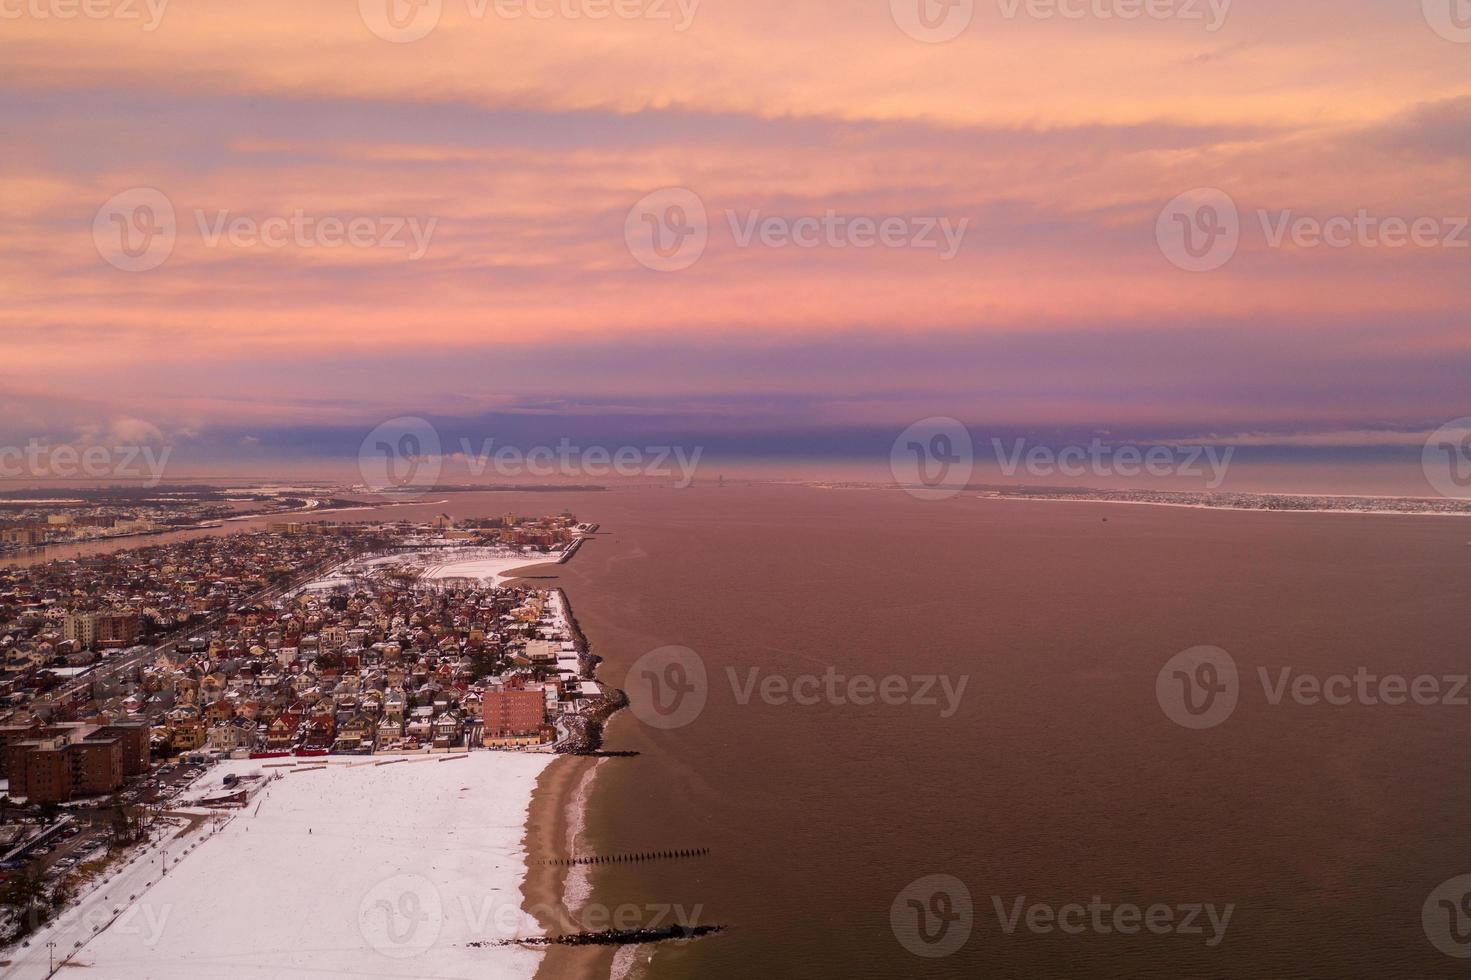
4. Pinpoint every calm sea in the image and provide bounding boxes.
[538,485,1471,978]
